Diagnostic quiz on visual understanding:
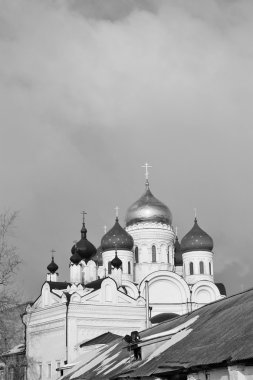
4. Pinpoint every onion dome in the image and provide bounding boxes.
[70,246,82,265]
[70,222,97,264]
[174,236,183,266]
[181,218,213,253]
[101,217,134,252]
[94,246,103,266]
[47,257,58,274]
[111,251,122,269]
[125,181,172,227]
